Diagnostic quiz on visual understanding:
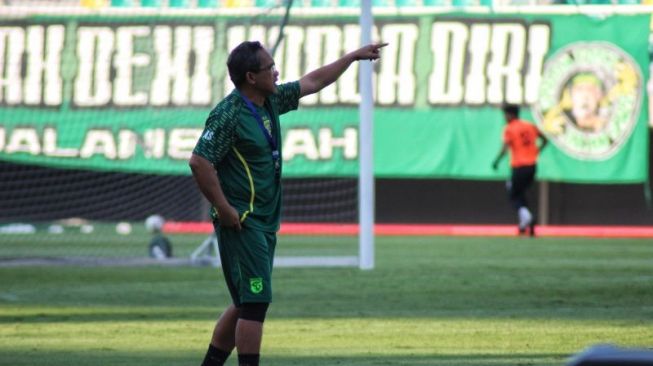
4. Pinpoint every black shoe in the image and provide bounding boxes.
[529,220,536,237]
